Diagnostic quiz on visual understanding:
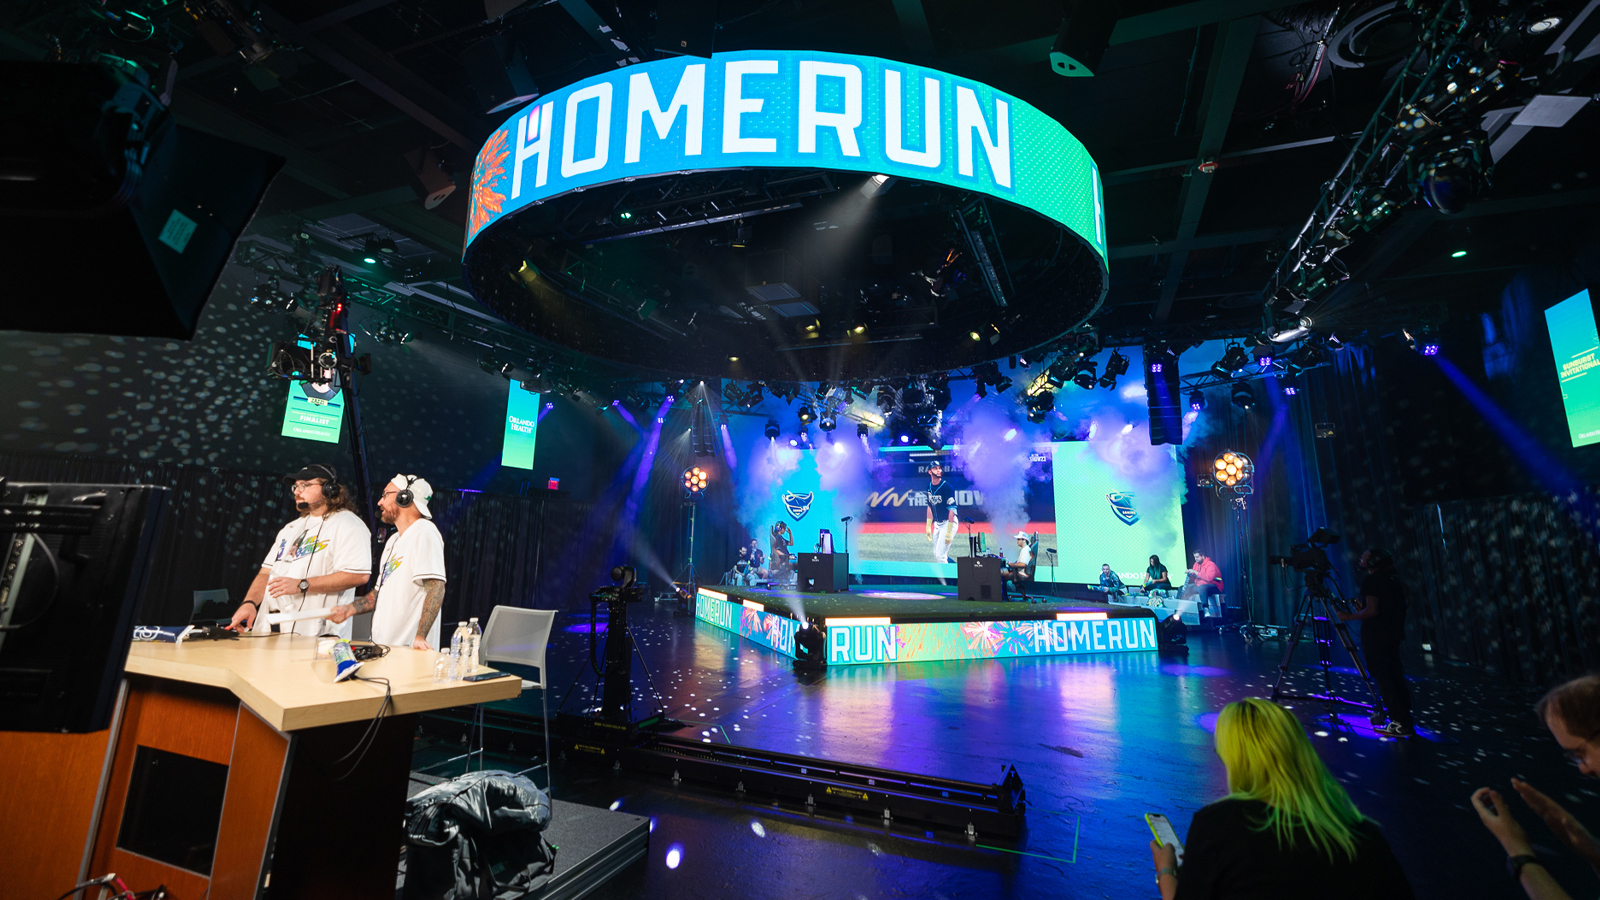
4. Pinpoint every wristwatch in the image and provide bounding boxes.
[298,578,310,593]
[1507,854,1541,879]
